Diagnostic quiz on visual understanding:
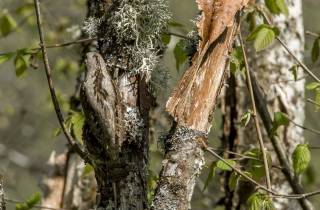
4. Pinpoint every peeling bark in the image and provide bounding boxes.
[153,1,249,209]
